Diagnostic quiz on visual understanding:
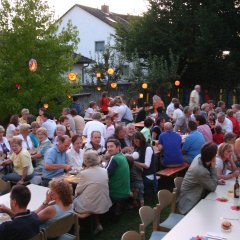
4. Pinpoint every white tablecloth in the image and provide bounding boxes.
[162,199,240,240]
